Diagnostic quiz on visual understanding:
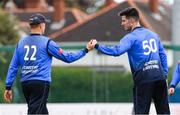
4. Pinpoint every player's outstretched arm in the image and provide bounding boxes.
[47,40,95,63]
[94,35,134,56]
